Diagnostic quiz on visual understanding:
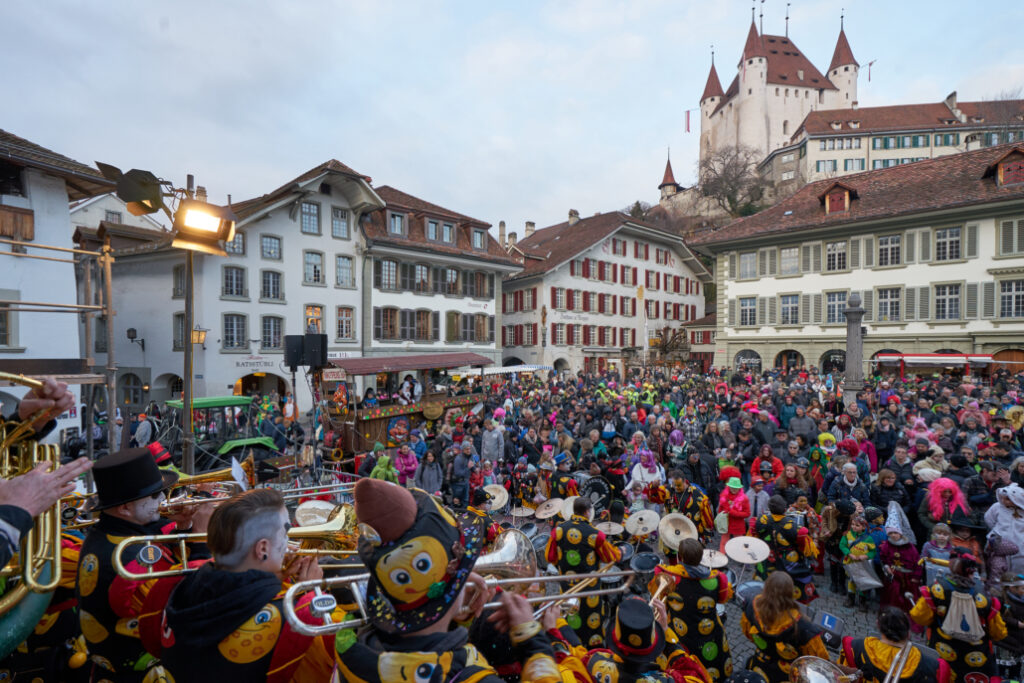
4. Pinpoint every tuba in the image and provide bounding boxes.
[0,373,65,657]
